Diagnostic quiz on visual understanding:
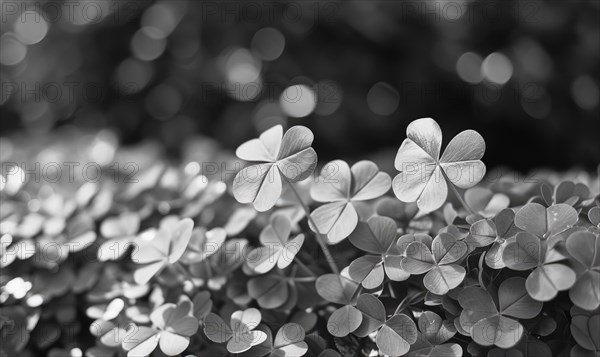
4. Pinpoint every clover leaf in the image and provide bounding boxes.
[417,311,456,345]
[316,270,363,337]
[204,308,268,353]
[248,272,296,310]
[348,216,409,288]
[566,231,600,310]
[239,323,308,357]
[180,227,226,264]
[233,125,318,212]
[246,214,304,274]
[353,293,418,356]
[97,212,140,261]
[132,218,194,285]
[122,300,198,356]
[468,208,520,269]
[570,308,600,356]
[310,160,391,244]
[458,277,542,348]
[513,202,578,246]
[401,233,468,295]
[392,118,486,213]
[405,311,461,357]
[375,197,432,234]
[540,180,590,207]
[464,187,510,218]
[502,231,576,301]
